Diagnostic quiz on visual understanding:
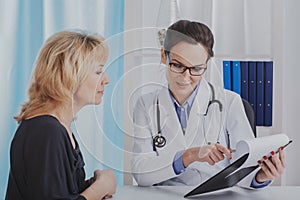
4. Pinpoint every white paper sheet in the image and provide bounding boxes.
[232,134,290,168]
